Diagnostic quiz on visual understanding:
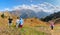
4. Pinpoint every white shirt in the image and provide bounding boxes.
[16,19,20,24]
